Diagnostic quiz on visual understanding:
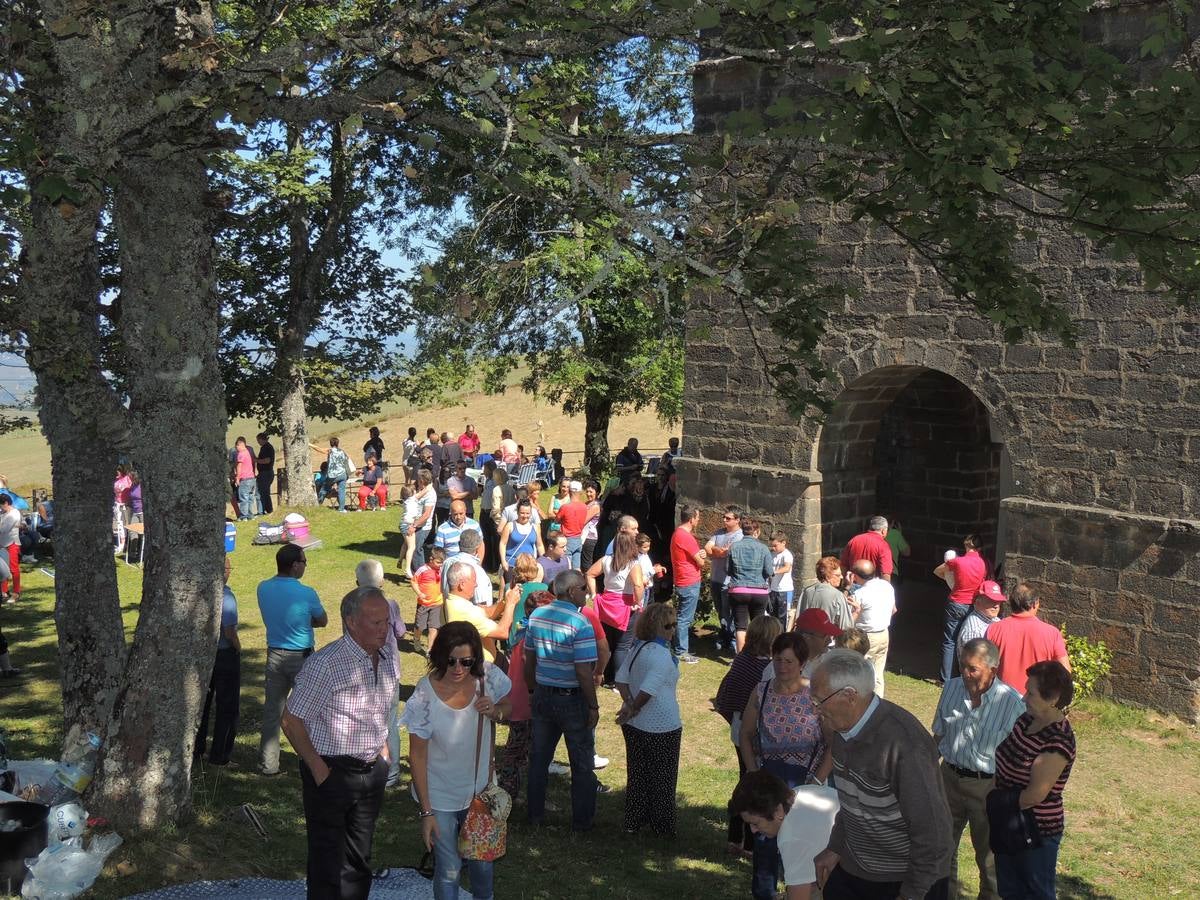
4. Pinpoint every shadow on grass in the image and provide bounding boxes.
[342,532,404,560]
[90,761,749,900]
[1058,873,1118,900]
